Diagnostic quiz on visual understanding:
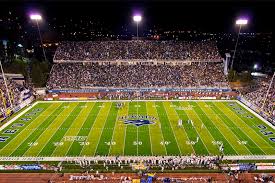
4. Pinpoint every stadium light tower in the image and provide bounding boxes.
[230,18,248,70]
[133,15,142,39]
[0,60,13,109]
[30,13,47,61]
